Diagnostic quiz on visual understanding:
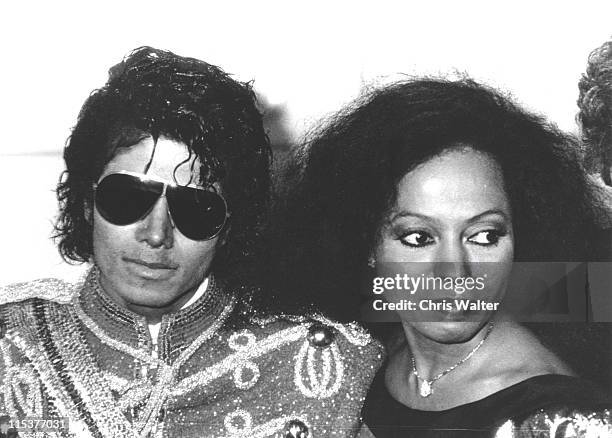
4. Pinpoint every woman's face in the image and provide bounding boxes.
[374,147,514,343]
